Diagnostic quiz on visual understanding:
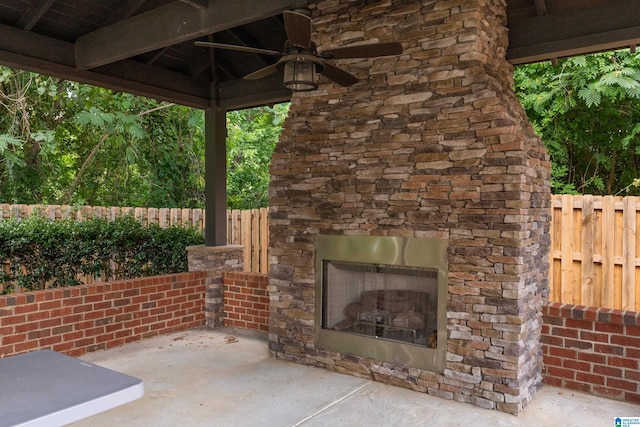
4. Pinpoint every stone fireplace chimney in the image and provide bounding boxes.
[268,0,551,415]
